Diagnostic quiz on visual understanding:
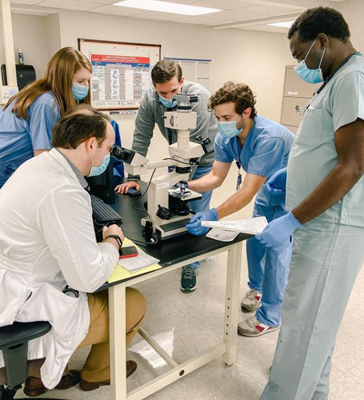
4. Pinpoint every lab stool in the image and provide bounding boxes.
[0,321,65,400]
